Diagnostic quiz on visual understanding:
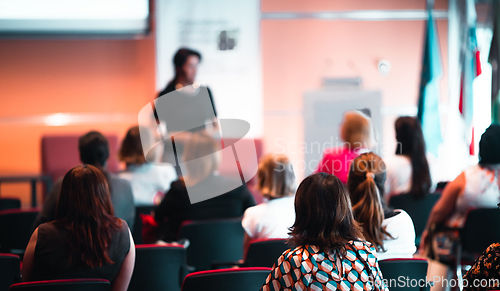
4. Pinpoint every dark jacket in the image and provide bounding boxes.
[155,175,256,241]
